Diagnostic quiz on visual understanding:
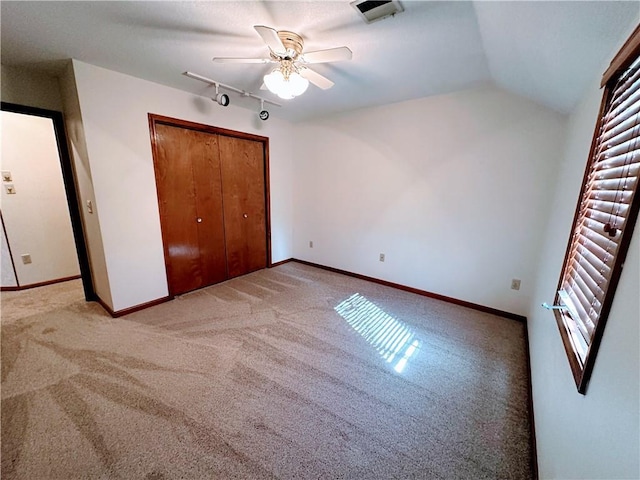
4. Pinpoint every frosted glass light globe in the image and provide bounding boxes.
[264,69,286,94]
[289,72,309,96]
